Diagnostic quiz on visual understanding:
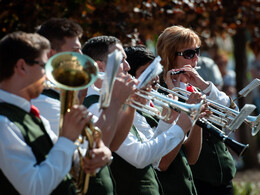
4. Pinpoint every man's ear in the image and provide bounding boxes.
[96,60,106,72]
[15,59,27,75]
[48,49,57,58]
